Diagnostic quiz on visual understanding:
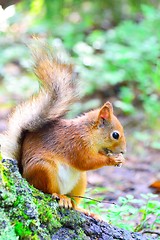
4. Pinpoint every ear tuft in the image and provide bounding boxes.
[98,101,113,122]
